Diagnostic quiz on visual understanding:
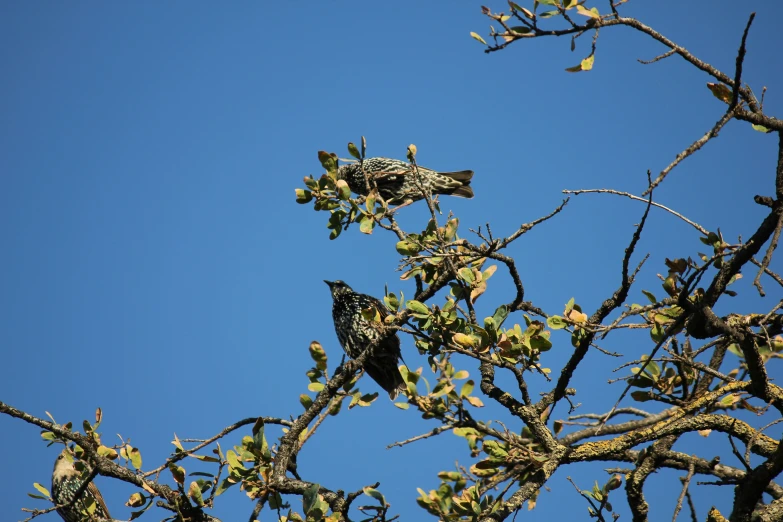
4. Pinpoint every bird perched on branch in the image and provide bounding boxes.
[52,449,112,522]
[325,280,405,399]
[337,157,474,204]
